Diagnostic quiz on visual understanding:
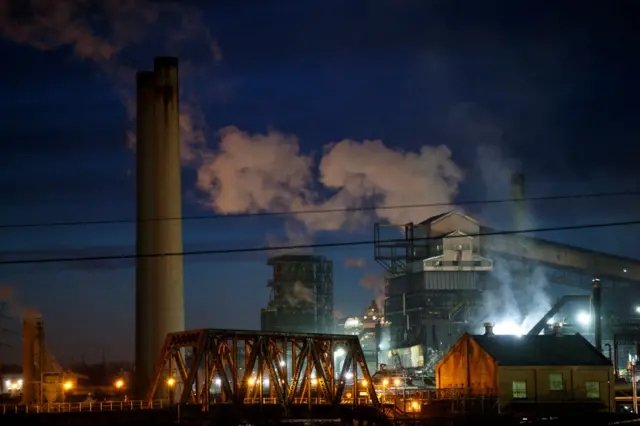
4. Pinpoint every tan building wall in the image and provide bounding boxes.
[497,365,614,411]
[436,334,497,395]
